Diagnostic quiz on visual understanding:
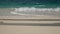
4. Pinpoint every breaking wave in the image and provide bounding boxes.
[11,7,60,16]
